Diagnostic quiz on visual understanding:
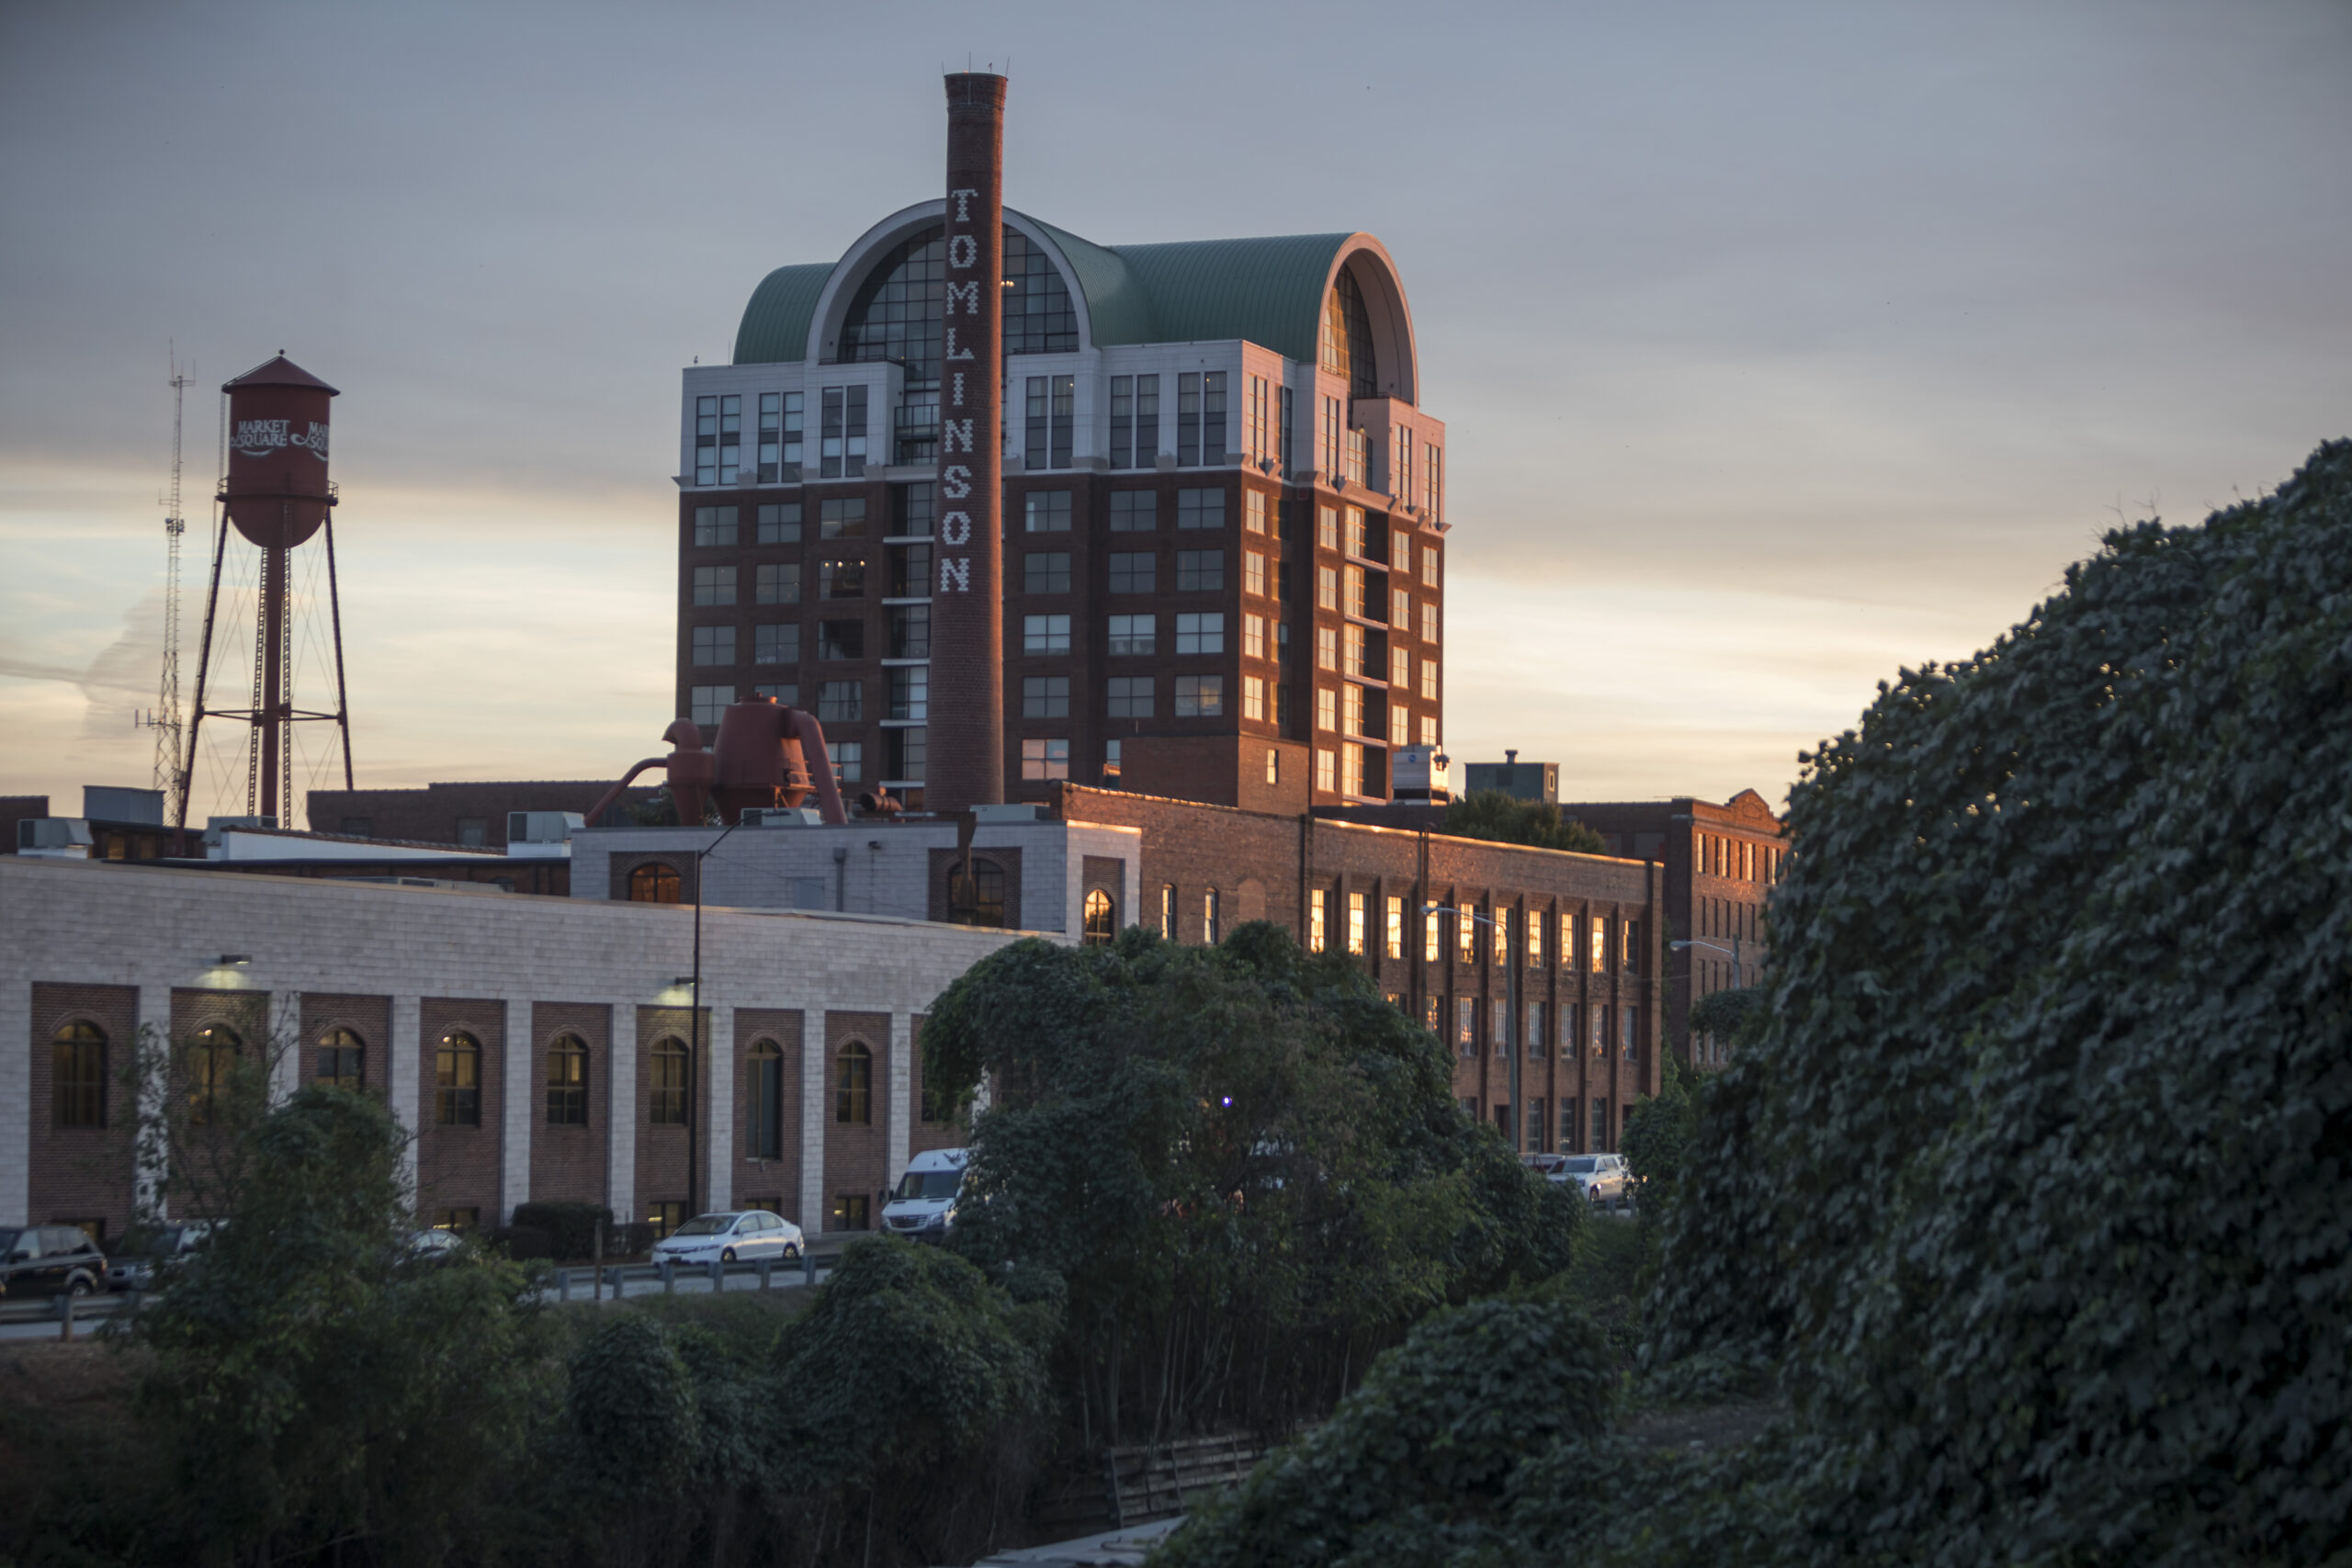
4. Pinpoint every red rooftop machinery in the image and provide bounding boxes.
[178,355,356,831]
